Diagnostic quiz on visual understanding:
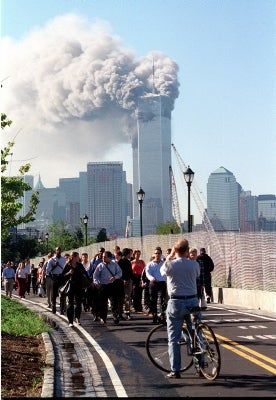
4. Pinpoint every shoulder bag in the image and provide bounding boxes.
[59,278,71,297]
